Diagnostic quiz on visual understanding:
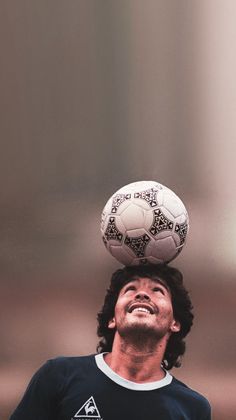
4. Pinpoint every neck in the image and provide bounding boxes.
[104,334,168,383]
